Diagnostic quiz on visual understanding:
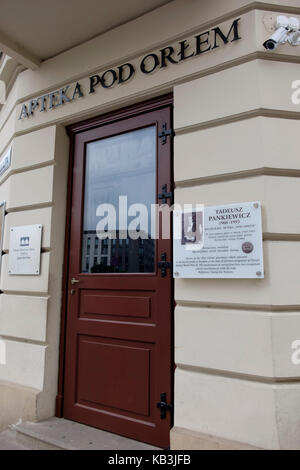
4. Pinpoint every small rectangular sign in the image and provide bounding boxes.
[8,224,42,275]
[0,146,11,177]
[173,202,264,279]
